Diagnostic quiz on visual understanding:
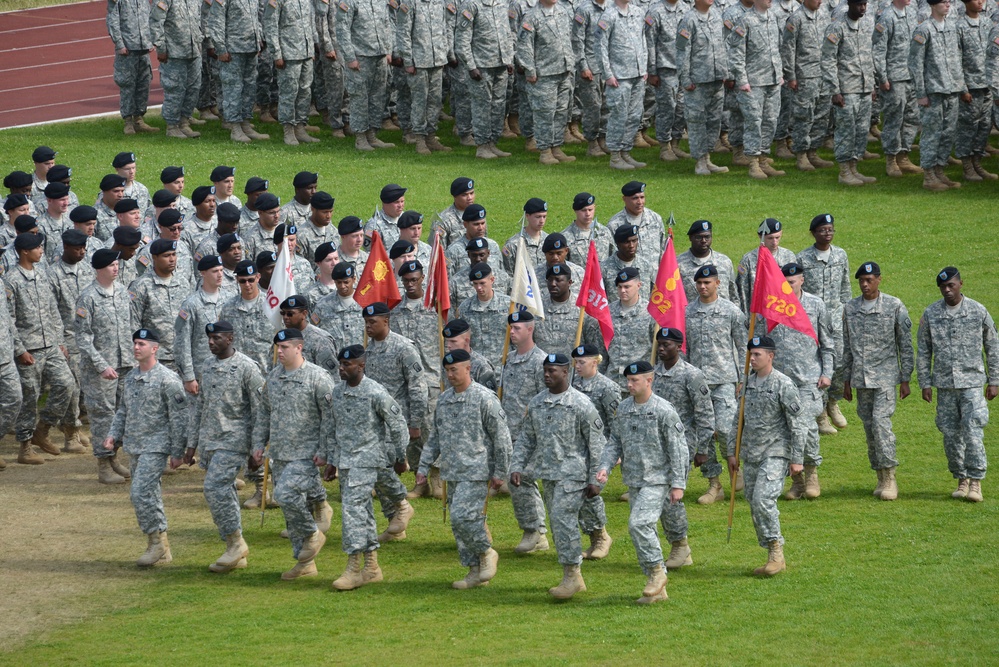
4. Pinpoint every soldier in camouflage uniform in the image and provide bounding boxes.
[560,192,614,262]
[873,0,923,177]
[607,267,656,387]
[735,219,796,314]
[596,0,649,169]
[605,181,665,276]
[150,0,204,138]
[0,276,22,470]
[842,261,914,501]
[112,152,151,217]
[175,256,230,395]
[453,265,511,368]
[573,0,610,156]
[129,239,191,370]
[314,263,366,351]
[534,264,604,358]
[501,199,548,274]
[107,0,158,134]
[646,0,688,162]
[241,193,280,261]
[278,295,340,379]
[105,328,188,568]
[601,224,656,303]
[337,0,395,150]
[157,167,195,221]
[443,319,498,391]
[676,220,739,308]
[208,0,270,143]
[783,0,834,171]
[417,349,509,589]
[396,0,454,154]
[443,205,504,276]
[955,0,998,180]
[264,0,320,145]
[431,178,476,249]
[364,183,406,250]
[725,335,807,577]
[917,267,998,503]
[296,192,338,271]
[220,260,273,376]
